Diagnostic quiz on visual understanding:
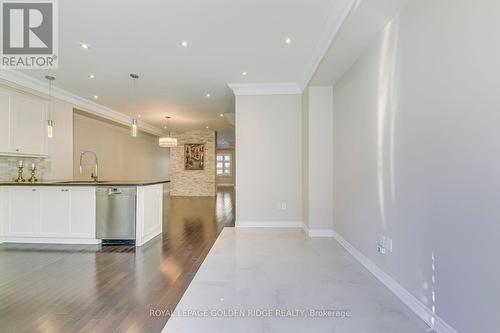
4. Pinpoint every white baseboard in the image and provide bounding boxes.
[331,230,457,333]
[308,229,335,237]
[137,227,162,247]
[301,223,335,237]
[236,221,303,228]
[2,237,101,245]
